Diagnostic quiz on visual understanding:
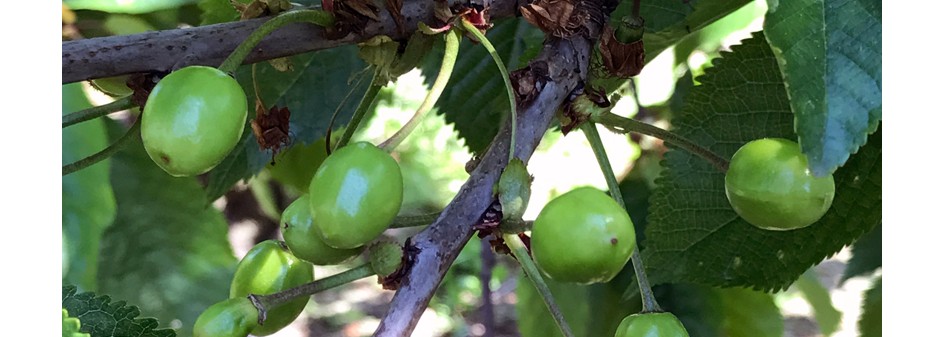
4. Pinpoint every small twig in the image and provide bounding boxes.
[62,96,135,128]
[504,234,576,337]
[218,10,334,74]
[389,212,442,229]
[334,74,384,151]
[580,122,661,312]
[379,29,461,152]
[62,118,142,176]
[249,263,375,325]
[593,112,729,172]
[459,19,518,164]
